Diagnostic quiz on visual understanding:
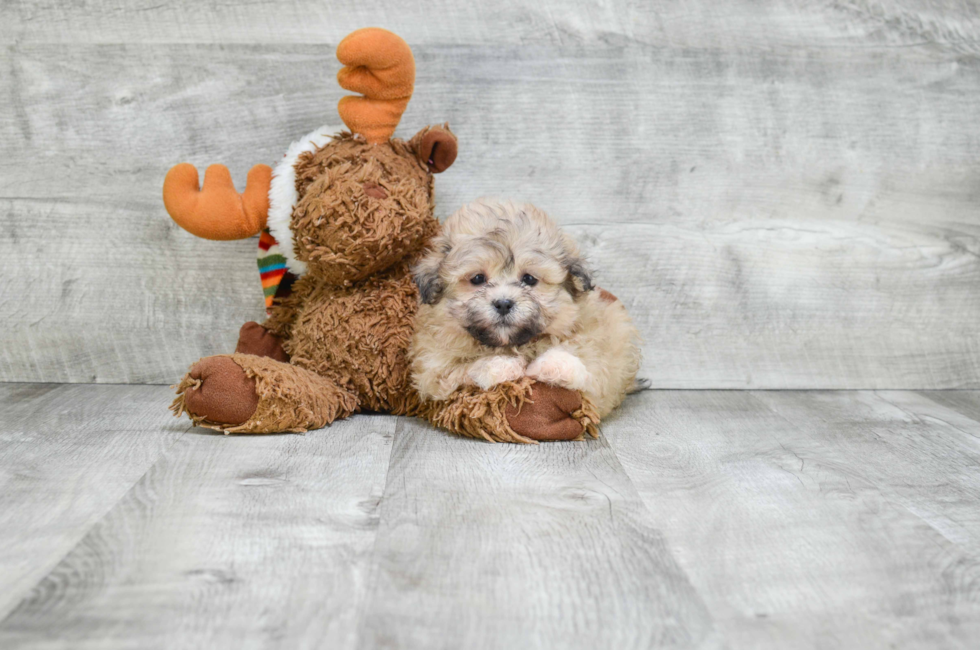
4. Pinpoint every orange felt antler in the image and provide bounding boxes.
[336,27,415,144]
[162,163,271,240]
